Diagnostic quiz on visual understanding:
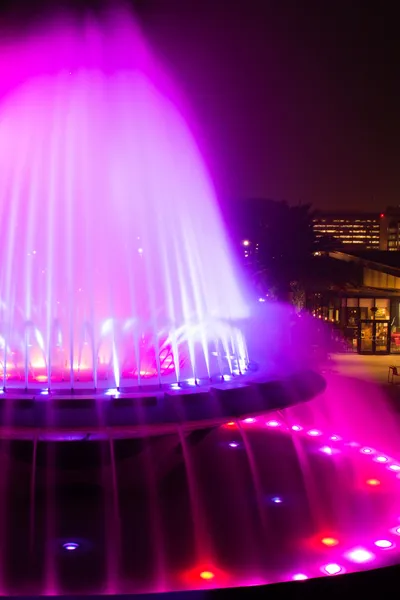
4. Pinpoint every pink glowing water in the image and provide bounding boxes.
[1,7,400,599]
[0,10,248,391]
